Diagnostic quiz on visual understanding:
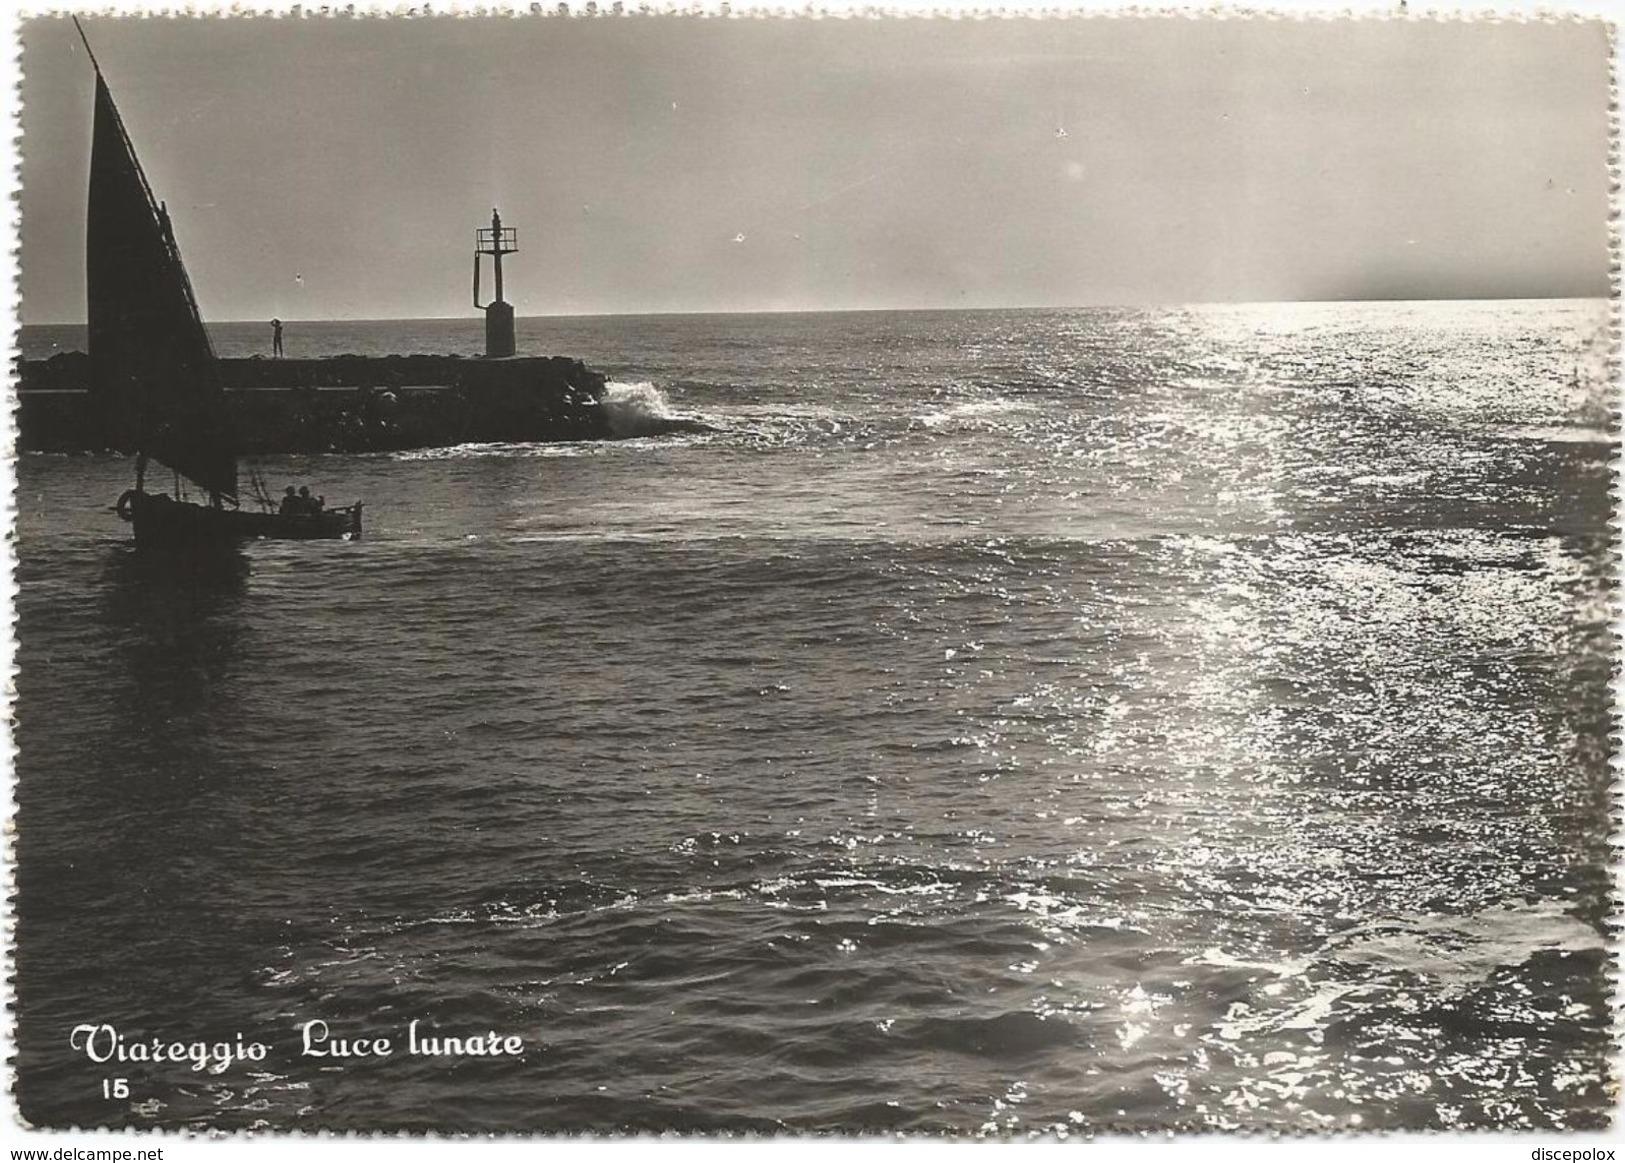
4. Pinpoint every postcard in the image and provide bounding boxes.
[7,6,1616,1141]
